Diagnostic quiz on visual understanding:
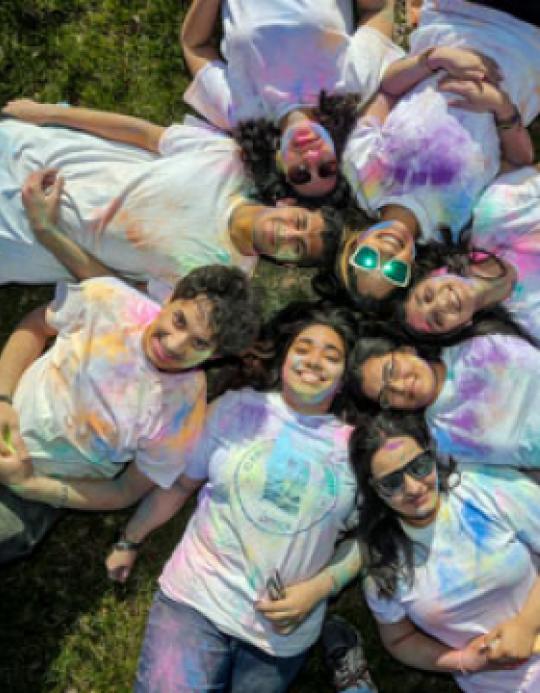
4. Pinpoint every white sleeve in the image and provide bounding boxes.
[346,27,405,106]
[46,277,125,333]
[134,375,207,489]
[363,575,407,624]
[183,60,234,131]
